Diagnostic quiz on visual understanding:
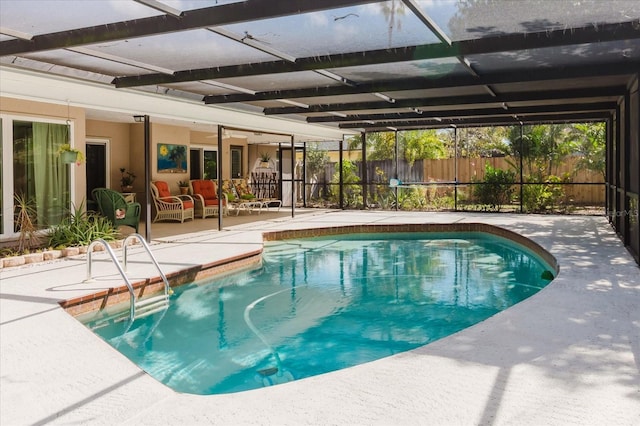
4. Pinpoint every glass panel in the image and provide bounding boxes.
[417,0,640,41]
[456,126,518,212]
[23,49,156,77]
[630,90,639,193]
[629,196,639,260]
[509,123,607,214]
[388,85,488,100]
[294,147,305,205]
[219,1,440,58]
[216,71,342,92]
[165,0,244,12]
[468,40,640,73]
[405,128,455,211]
[366,131,395,210]
[230,146,242,179]
[331,58,466,82]
[13,120,70,231]
[166,81,236,96]
[0,1,160,36]
[343,135,363,209]
[204,150,218,180]
[0,56,115,85]
[303,141,336,207]
[83,30,277,71]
